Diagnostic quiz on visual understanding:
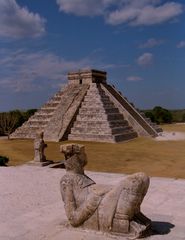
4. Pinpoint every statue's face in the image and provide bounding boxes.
[37,132,44,139]
[79,148,87,167]
[63,147,87,173]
